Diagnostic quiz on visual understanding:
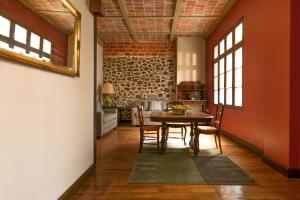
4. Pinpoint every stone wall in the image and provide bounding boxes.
[103,42,176,120]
